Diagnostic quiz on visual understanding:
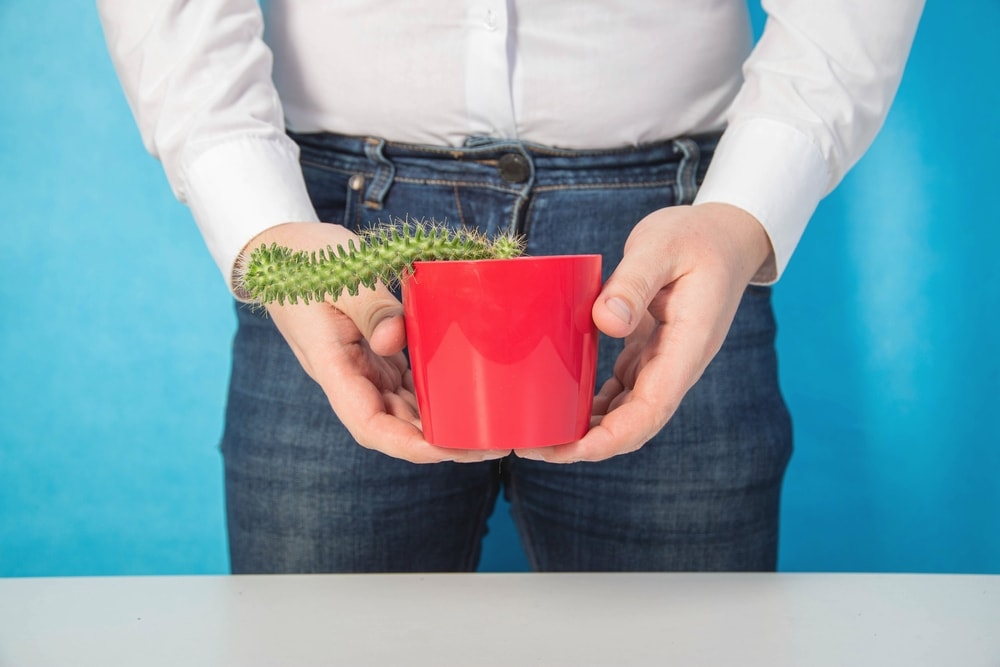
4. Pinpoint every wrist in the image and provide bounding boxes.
[692,202,775,284]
